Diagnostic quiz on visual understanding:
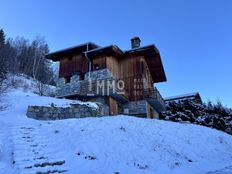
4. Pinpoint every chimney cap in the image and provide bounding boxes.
[131,37,141,49]
[131,37,141,42]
